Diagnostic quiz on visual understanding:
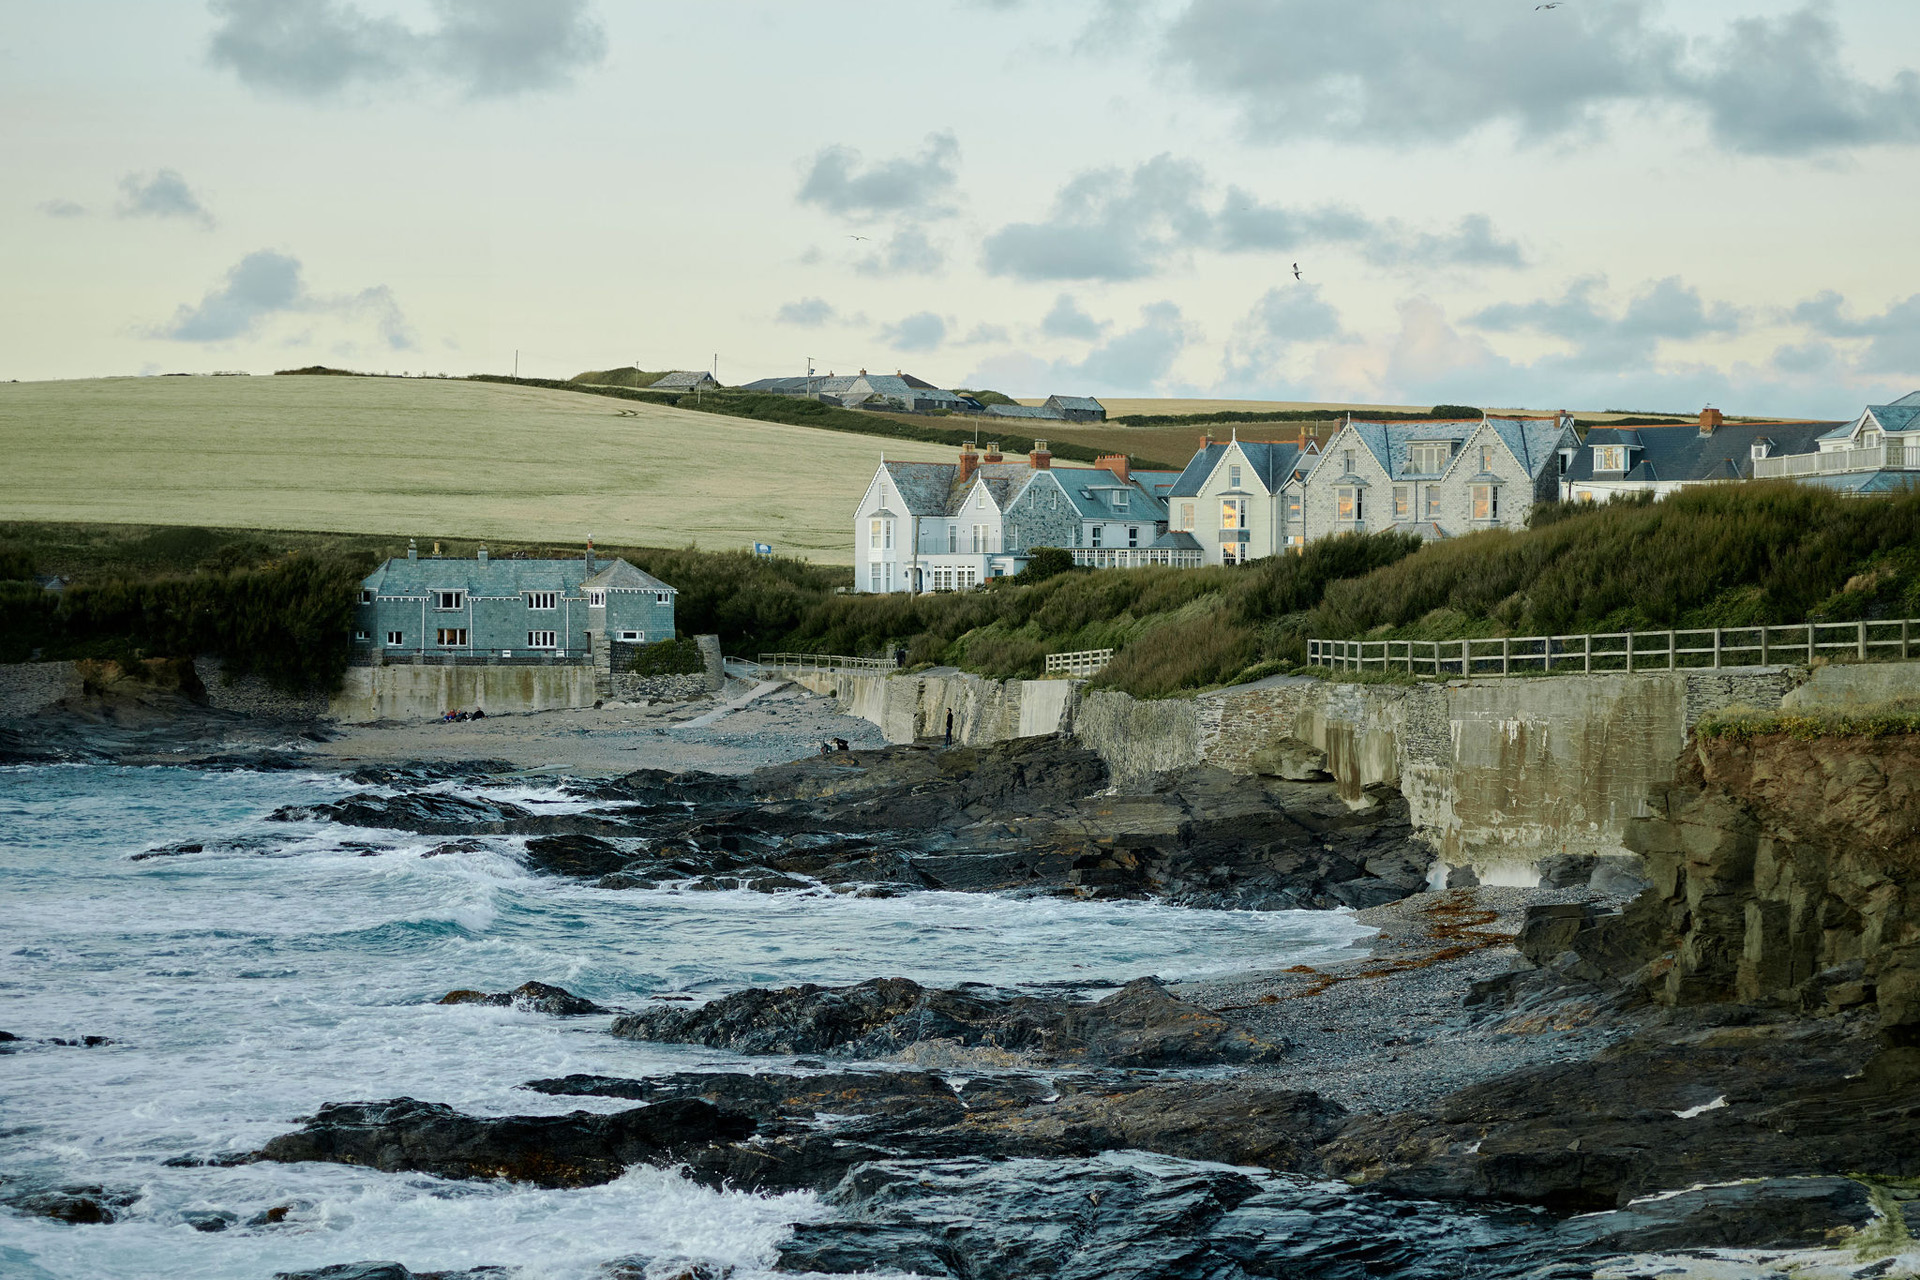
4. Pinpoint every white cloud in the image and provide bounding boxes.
[798,133,961,221]
[117,170,215,228]
[154,249,413,350]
